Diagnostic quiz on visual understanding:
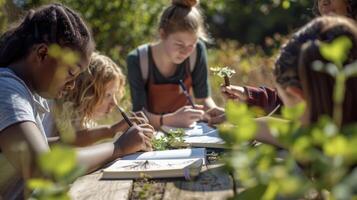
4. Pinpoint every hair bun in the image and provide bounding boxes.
[172,0,199,8]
